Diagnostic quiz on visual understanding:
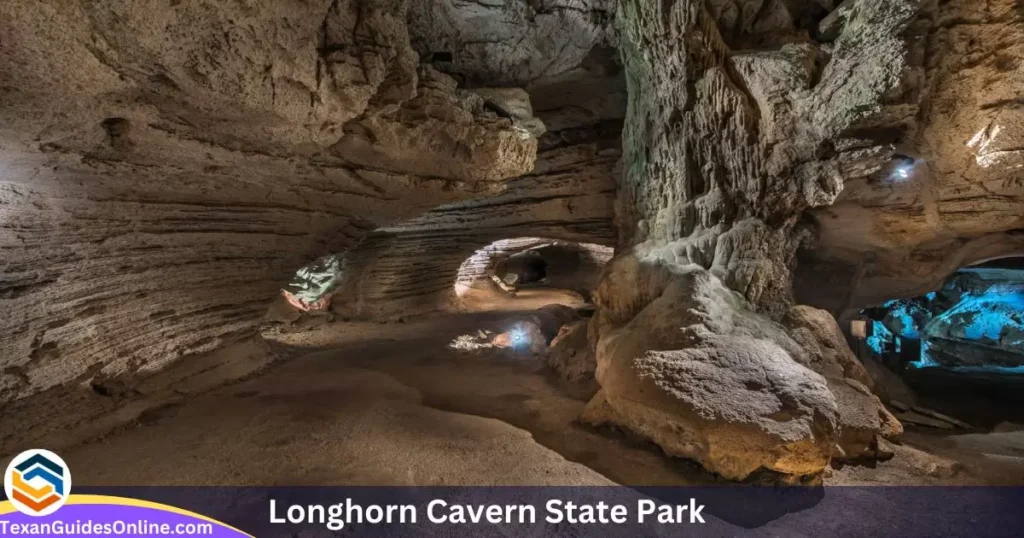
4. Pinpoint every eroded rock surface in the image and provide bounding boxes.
[797,0,1024,313]
[548,319,597,390]
[582,0,934,479]
[0,0,540,406]
[2,0,1021,486]
[585,259,844,479]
